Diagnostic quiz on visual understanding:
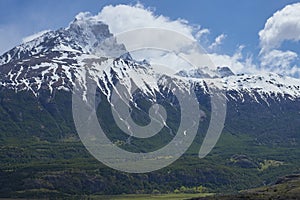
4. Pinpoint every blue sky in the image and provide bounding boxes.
[1,0,300,75]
